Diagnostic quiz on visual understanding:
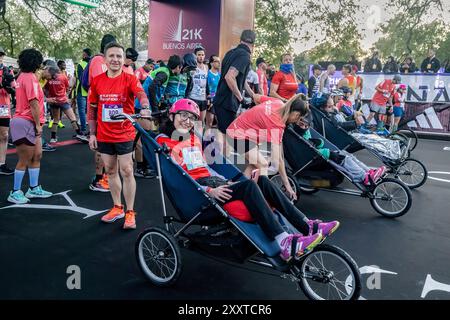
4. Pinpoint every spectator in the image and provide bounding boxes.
[124,48,139,74]
[75,48,91,135]
[383,56,399,73]
[421,48,441,73]
[352,65,363,108]
[270,53,298,102]
[400,56,417,74]
[364,50,382,73]
[348,55,360,70]
[246,66,261,95]
[308,64,322,98]
[256,57,268,95]
[135,58,155,84]
[296,74,308,96]
[319,64,336,94]
[266,65,276,95]
[338,64,356,105]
